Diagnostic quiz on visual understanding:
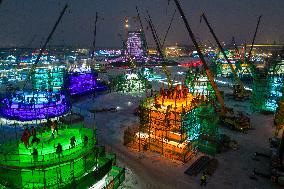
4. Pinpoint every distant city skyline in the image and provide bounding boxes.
[0,0,283,48]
